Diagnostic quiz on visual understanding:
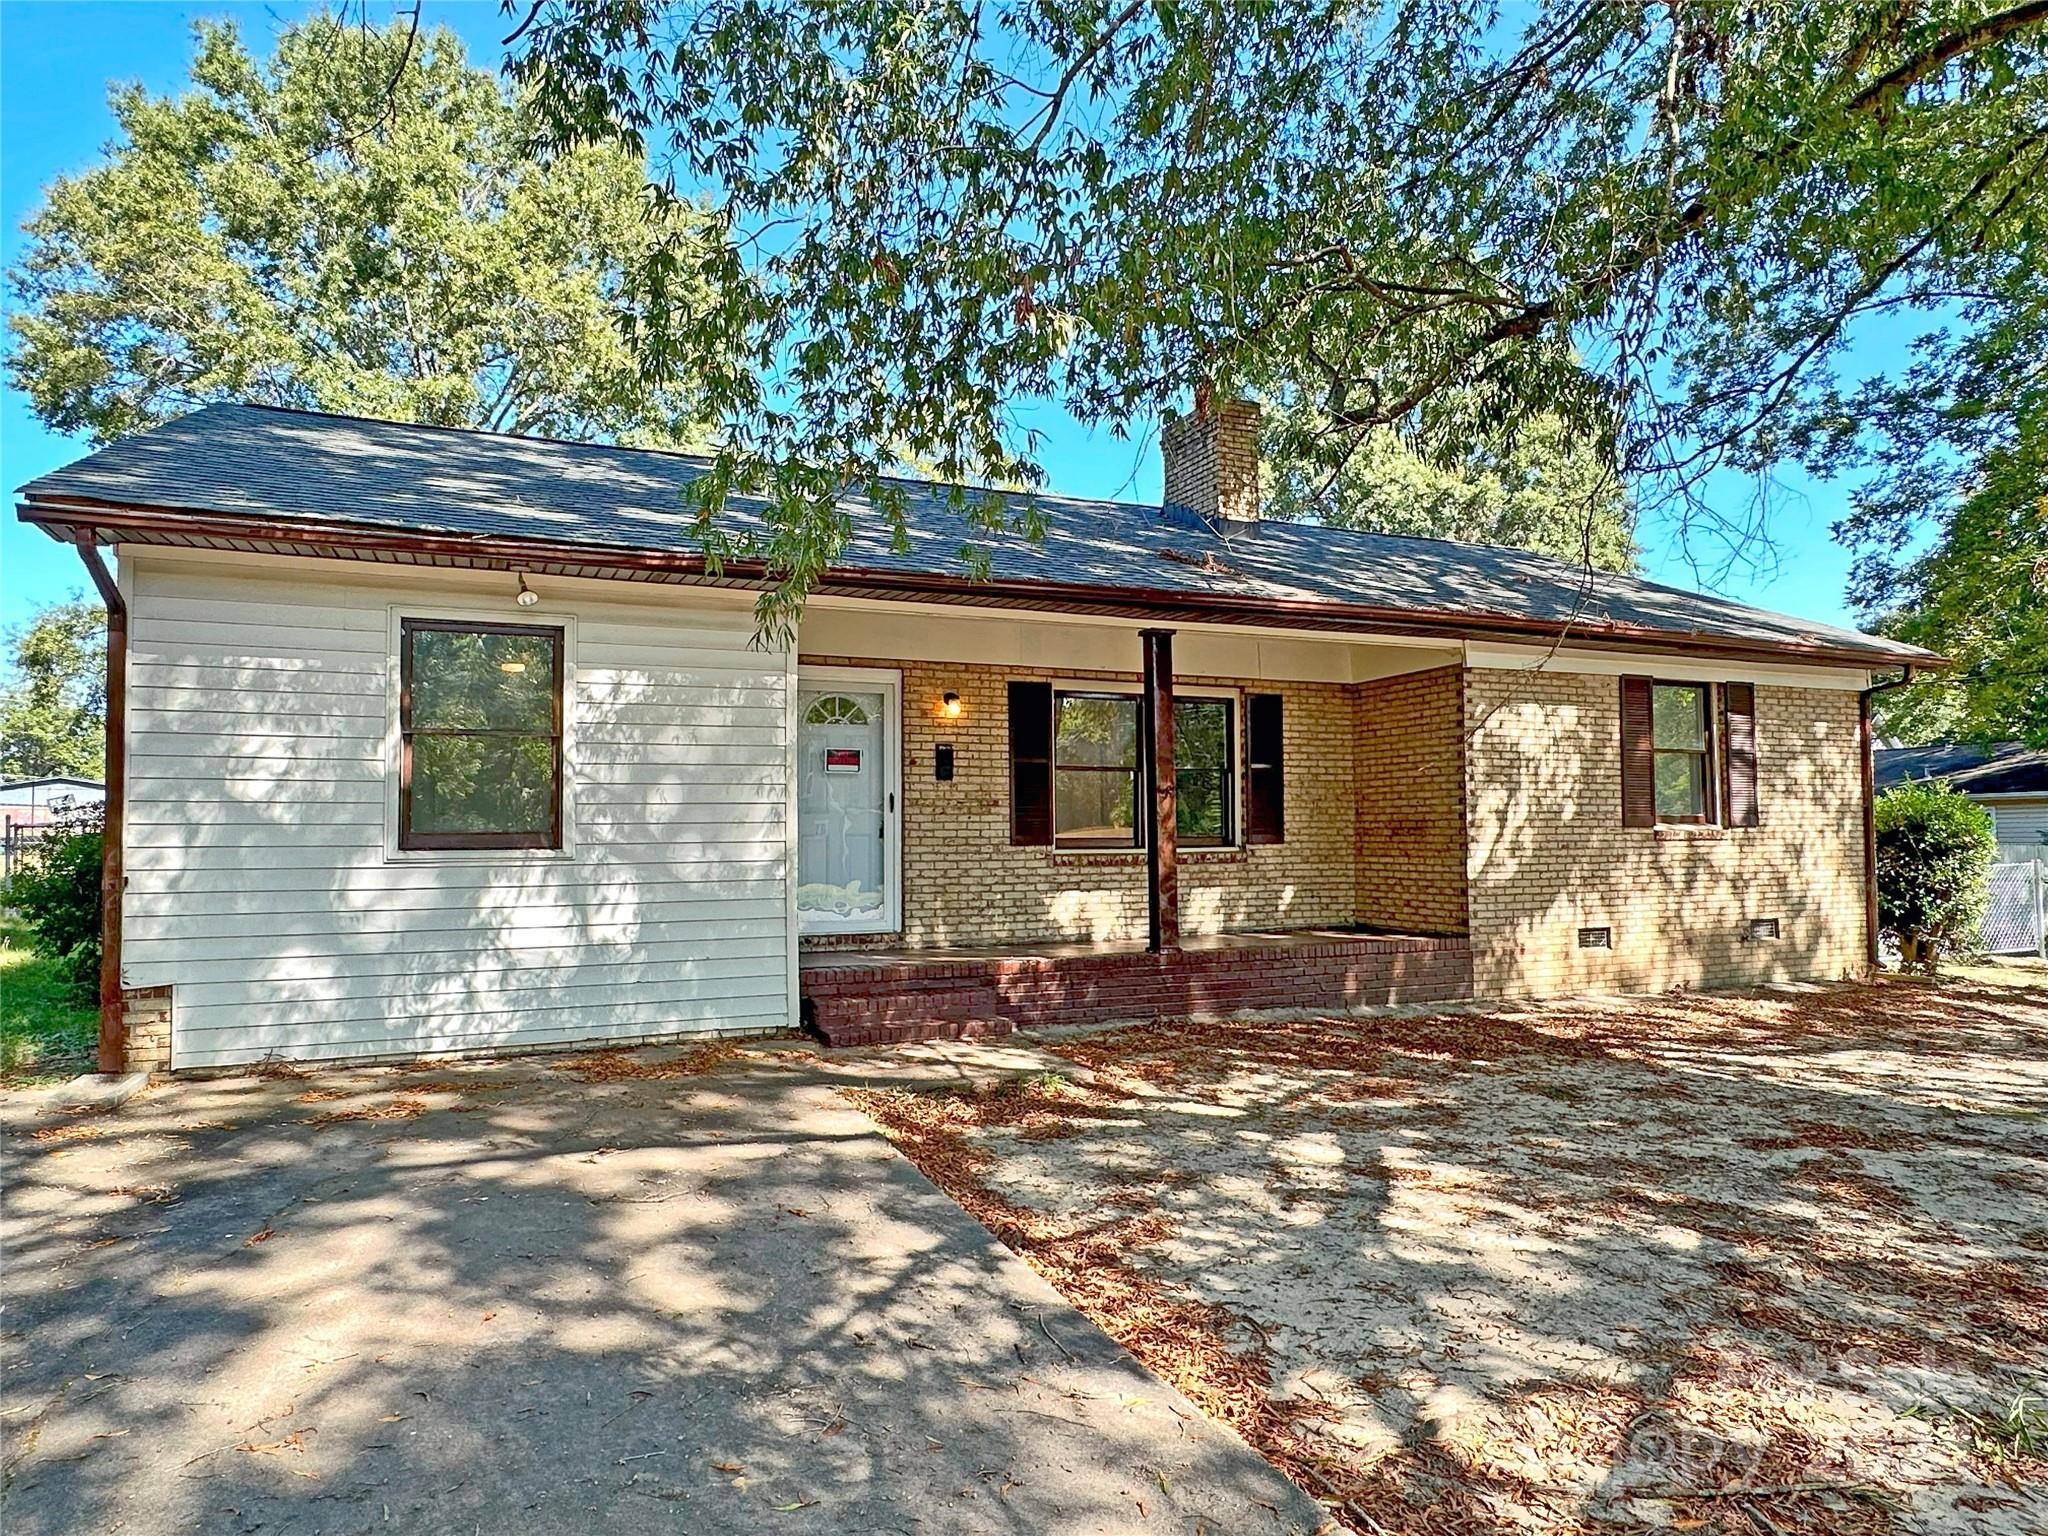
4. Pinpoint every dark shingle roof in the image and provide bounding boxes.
[1875,743,2048,796]
[18,403,1932,665]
